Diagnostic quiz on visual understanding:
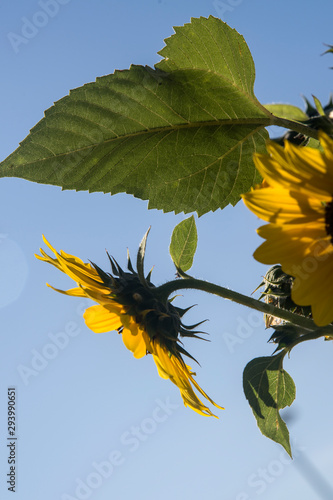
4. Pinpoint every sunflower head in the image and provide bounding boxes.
[91,246,204,364]
[242,132,333,326]
[36,230,222,417]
